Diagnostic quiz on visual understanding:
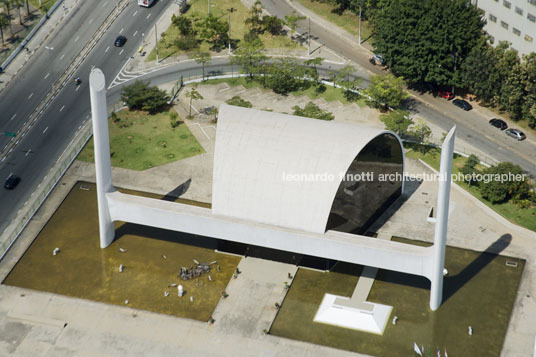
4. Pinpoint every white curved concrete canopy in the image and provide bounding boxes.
[212,104,404,234]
